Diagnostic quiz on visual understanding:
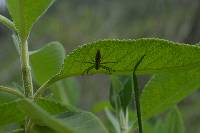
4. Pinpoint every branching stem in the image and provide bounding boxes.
[0,86,24,98]
[0,14,17,32]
